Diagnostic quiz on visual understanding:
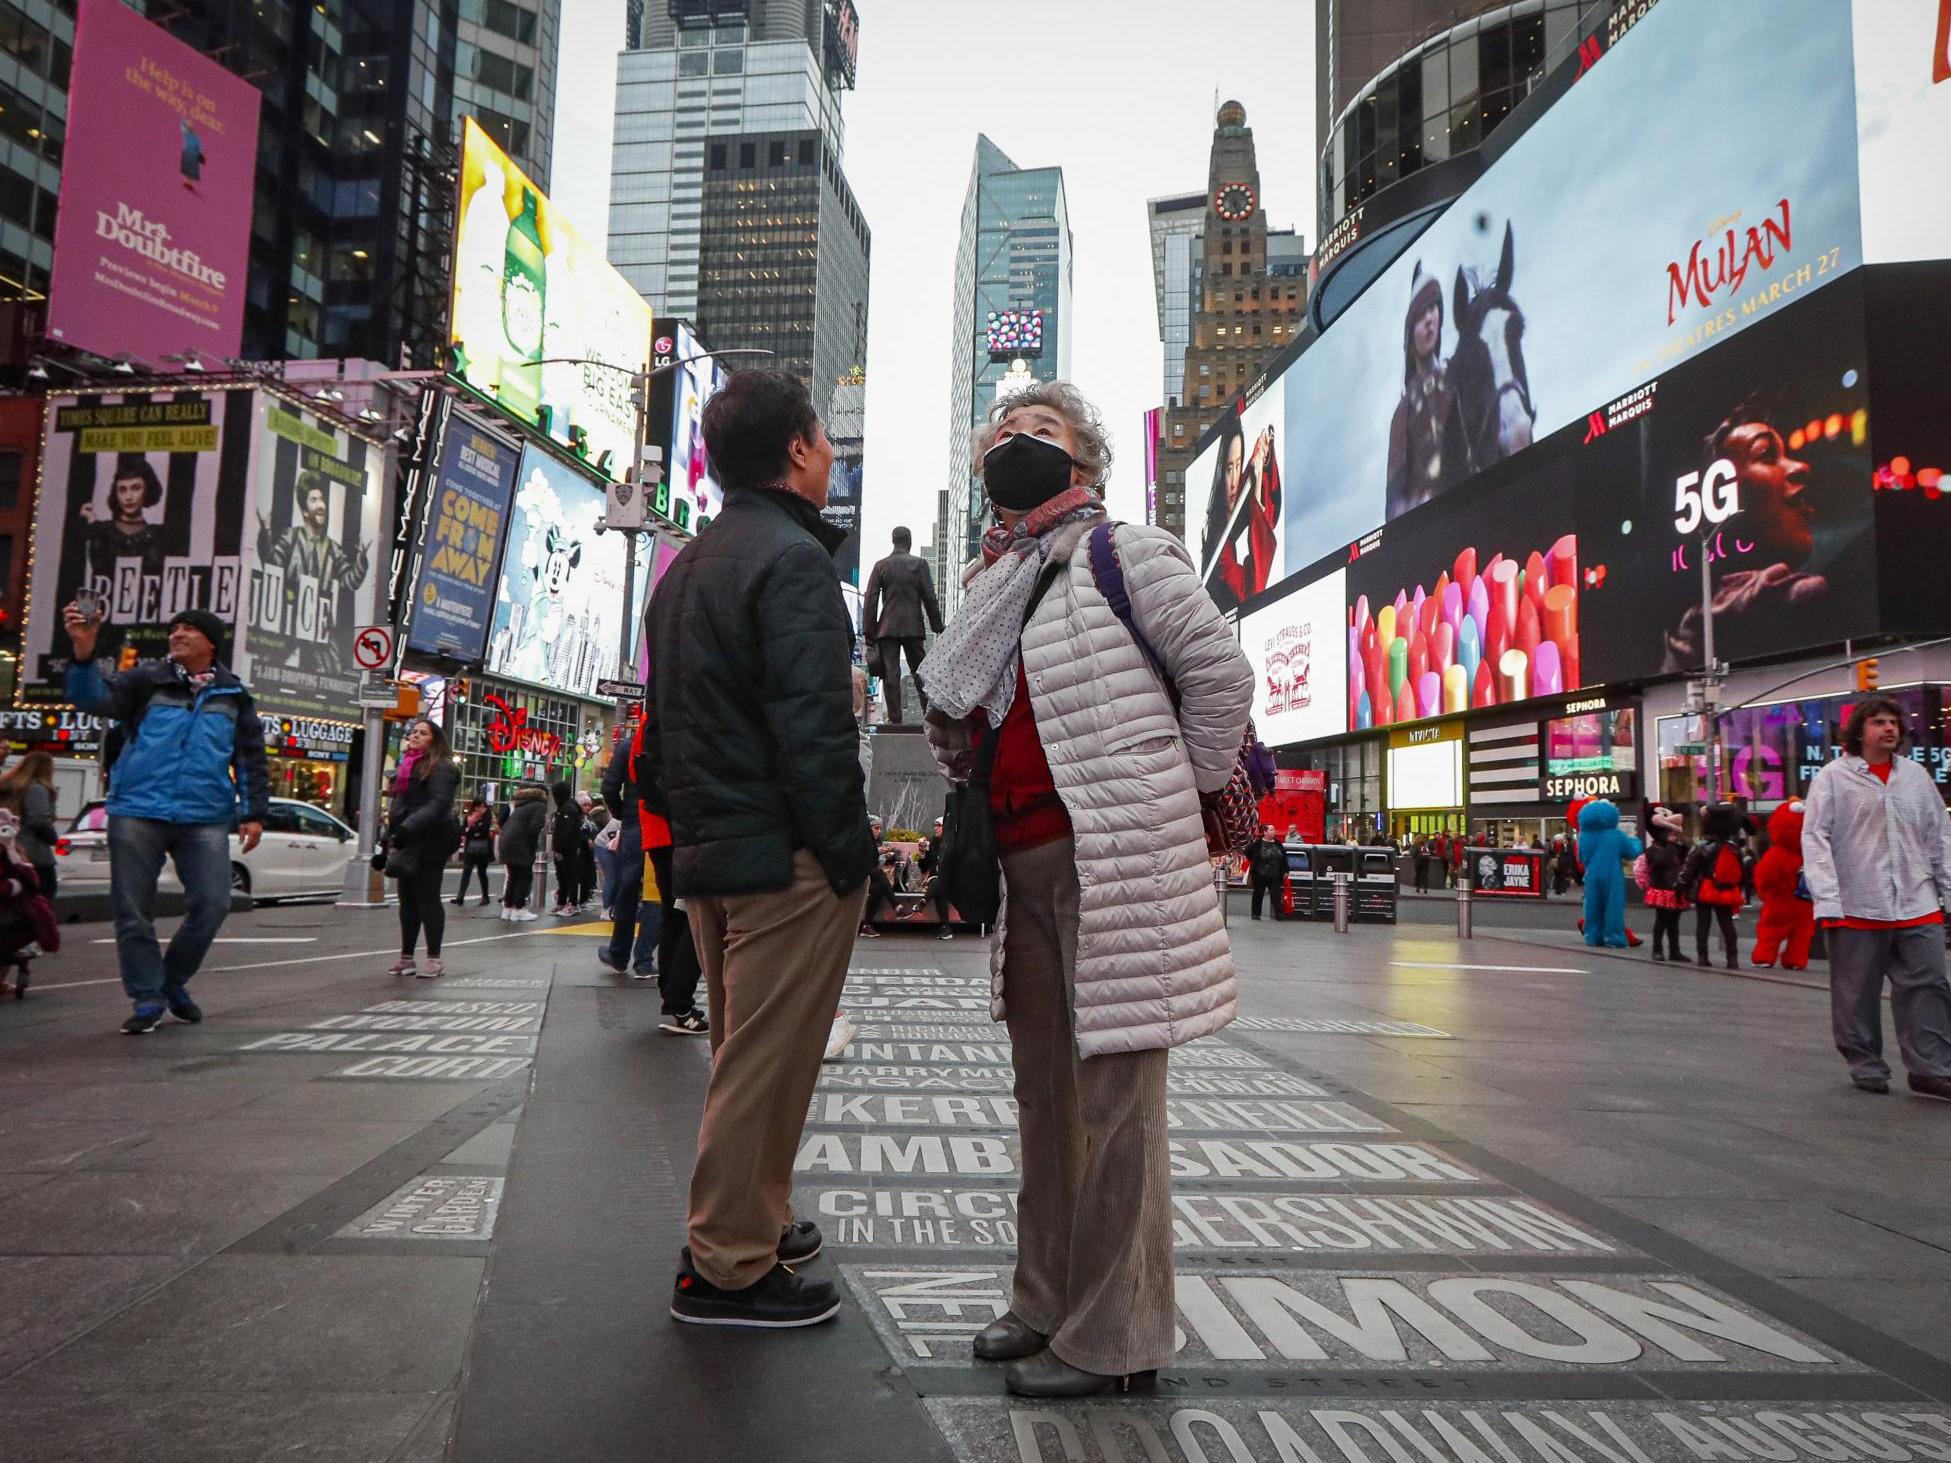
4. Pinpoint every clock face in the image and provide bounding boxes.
[1214,182,1256,222]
